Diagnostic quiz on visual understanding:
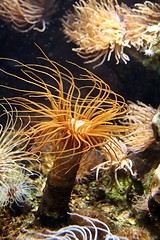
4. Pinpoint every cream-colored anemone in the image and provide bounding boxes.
[119,1,160,53]
[63,0,160,66]
[120,101,157,153]
[16,212,126,240]
[0,0,49,32]
[63,0,130,66]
